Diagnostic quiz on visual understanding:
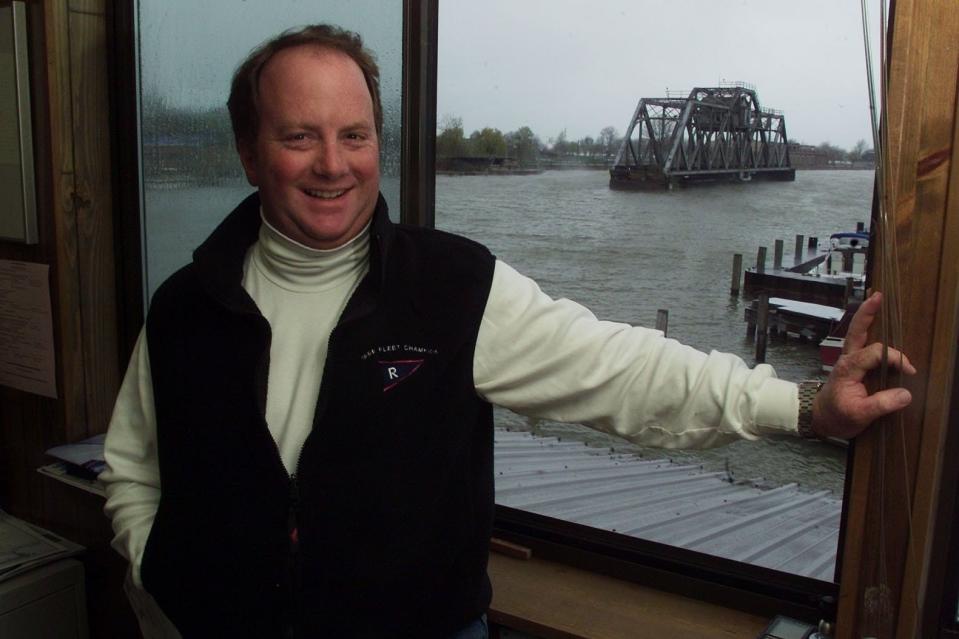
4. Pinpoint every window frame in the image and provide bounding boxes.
[926,342,959,637]
[110,0,959,630]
